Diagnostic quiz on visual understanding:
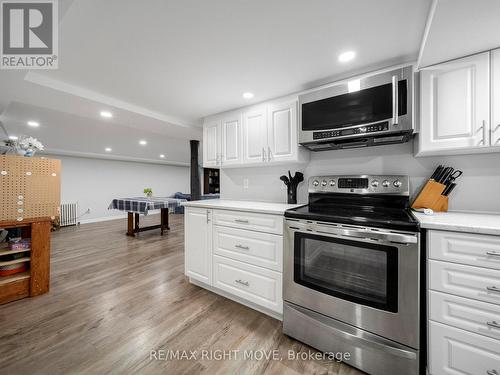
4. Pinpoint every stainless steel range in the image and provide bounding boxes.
[283,175,422,375]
